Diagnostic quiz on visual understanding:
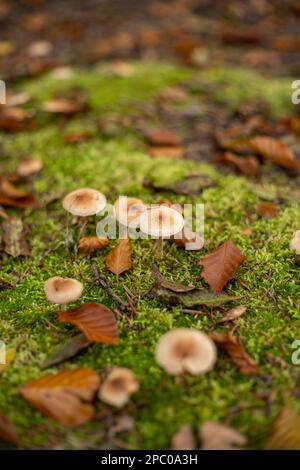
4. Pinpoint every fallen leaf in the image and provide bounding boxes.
[143,174,216,195]
[151,285,238,307]
[151,265,194,292]
[171,424,196,450]
[200,241,245,292]
[20,368,100,427]
[42,93,88,116]
[0,179,37,208]
[257,202,280,219]
[79,236,109,255]
[220,25,262,45]
[145,129,181,147]
[217,305,247,324]
[215,152,260,177]
[0,107,34,132]
[59,302,119,344]
[0,412,19,446]
[200,421,247,450]
[106,238,132,277]
[64,132,92,144]
[266,407,300,450]
[148,146,184,159]
[210,330,258,375]
[2,217,30,257]
[249,136,300,171]
[0,348,16,373]
[43,334,92,368]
